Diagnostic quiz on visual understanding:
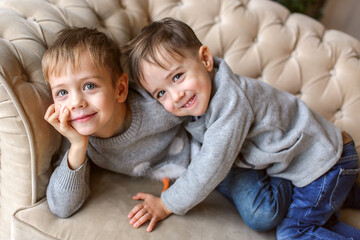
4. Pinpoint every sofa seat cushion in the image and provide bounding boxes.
[12,166,275,240]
